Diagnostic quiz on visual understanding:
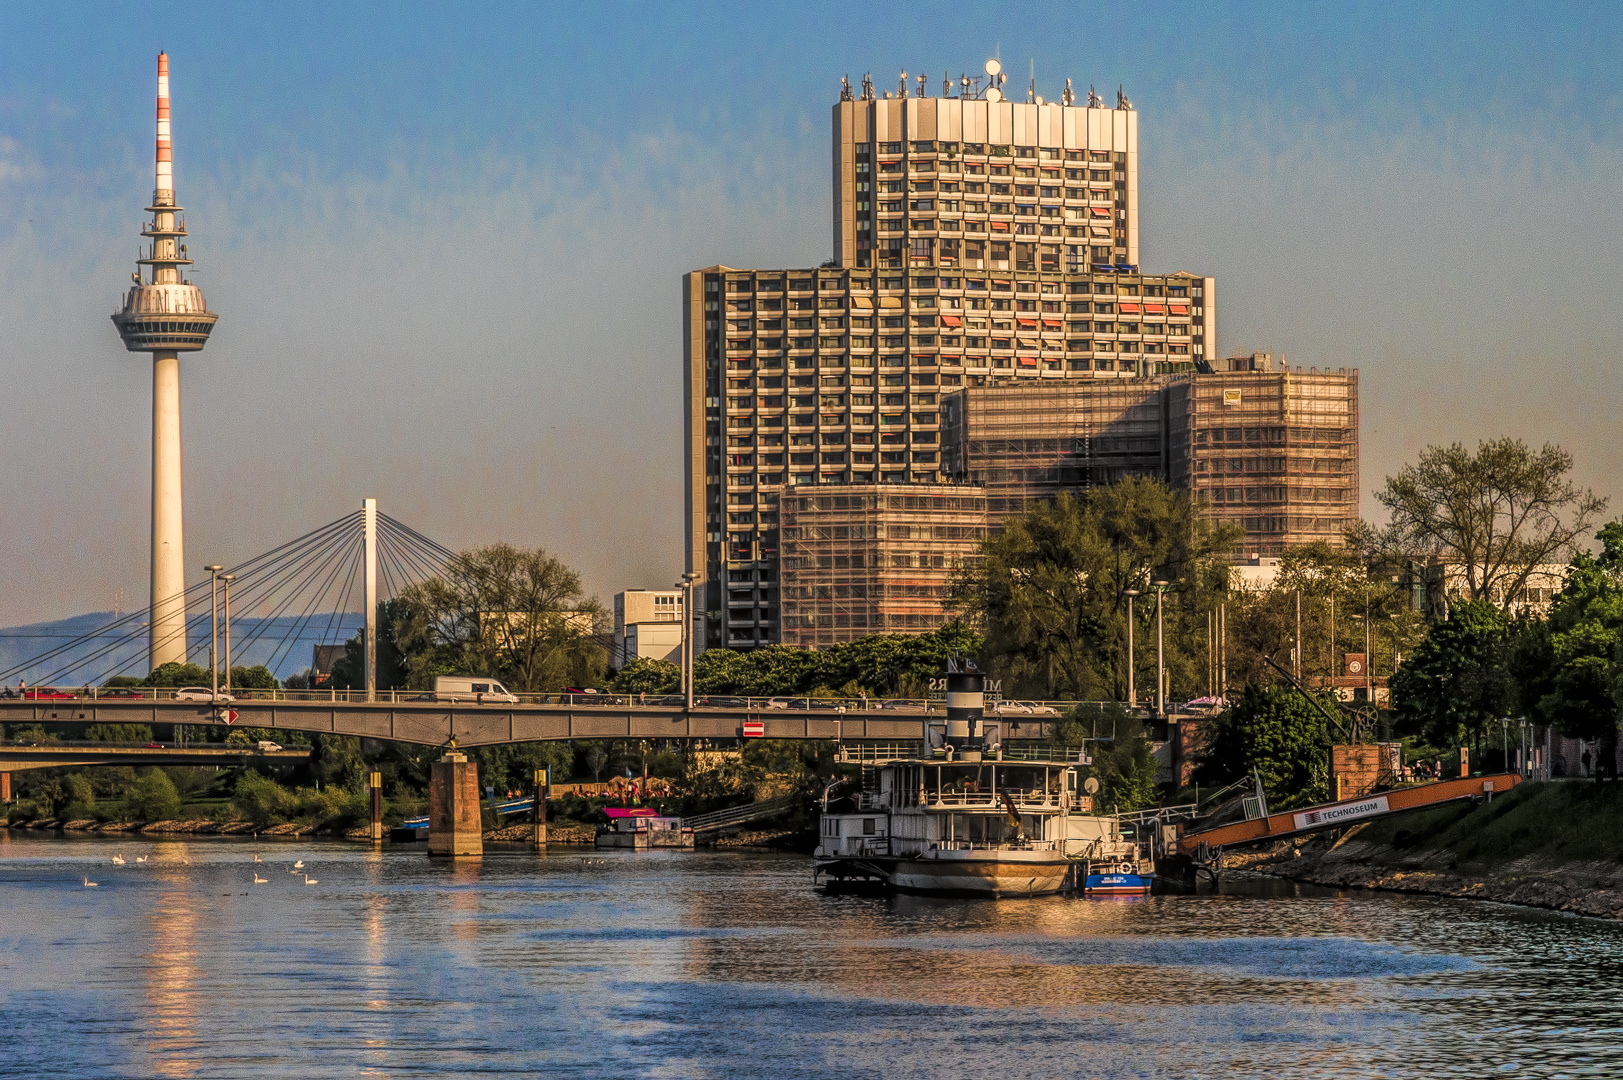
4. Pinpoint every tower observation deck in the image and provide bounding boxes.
[111,53,219,670]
